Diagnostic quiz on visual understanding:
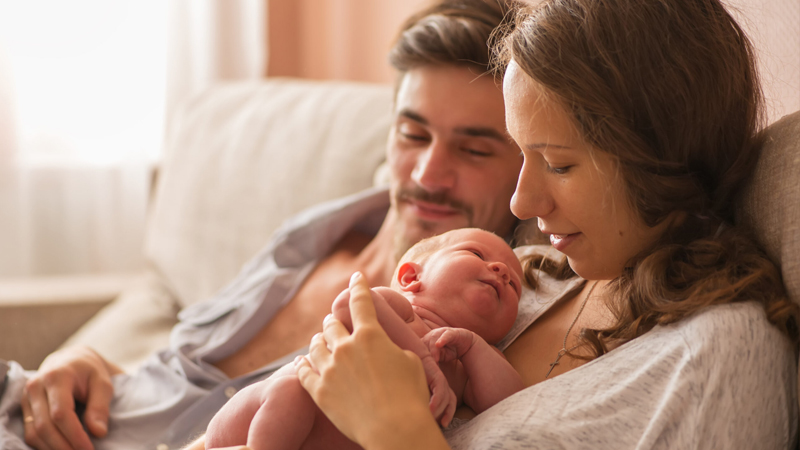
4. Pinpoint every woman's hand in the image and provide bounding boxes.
[21,346,123,450]
[295,272,450,450]
[181,433,251,450]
